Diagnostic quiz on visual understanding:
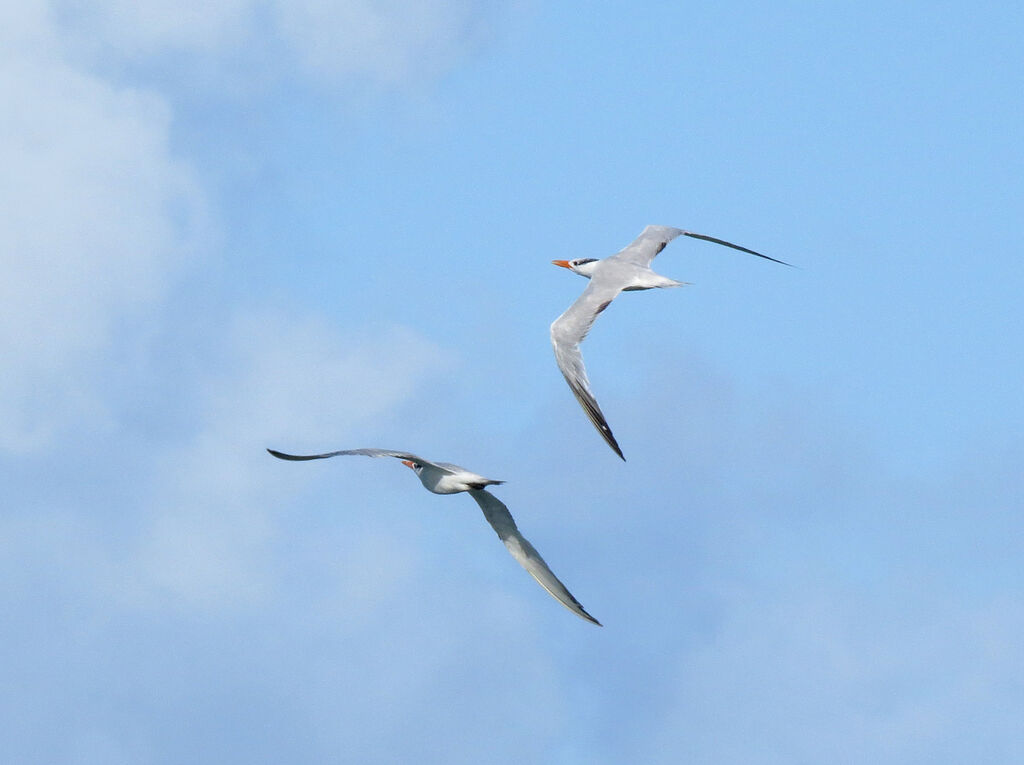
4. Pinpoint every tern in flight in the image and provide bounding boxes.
[551,225,791,460]
[267,447,600,625]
